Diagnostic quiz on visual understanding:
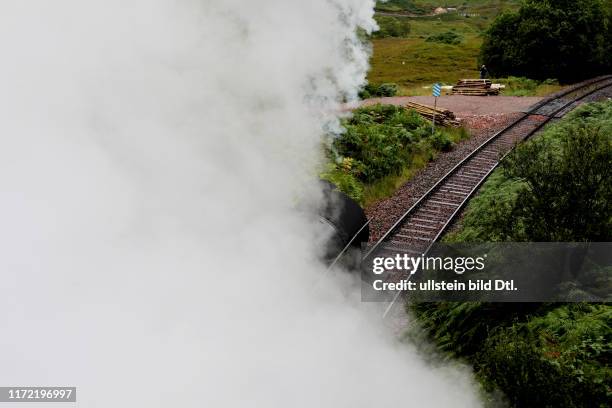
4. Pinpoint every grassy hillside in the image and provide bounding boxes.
[375,0,429,14]
[378,0,520,17]
[370,1,521,94]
